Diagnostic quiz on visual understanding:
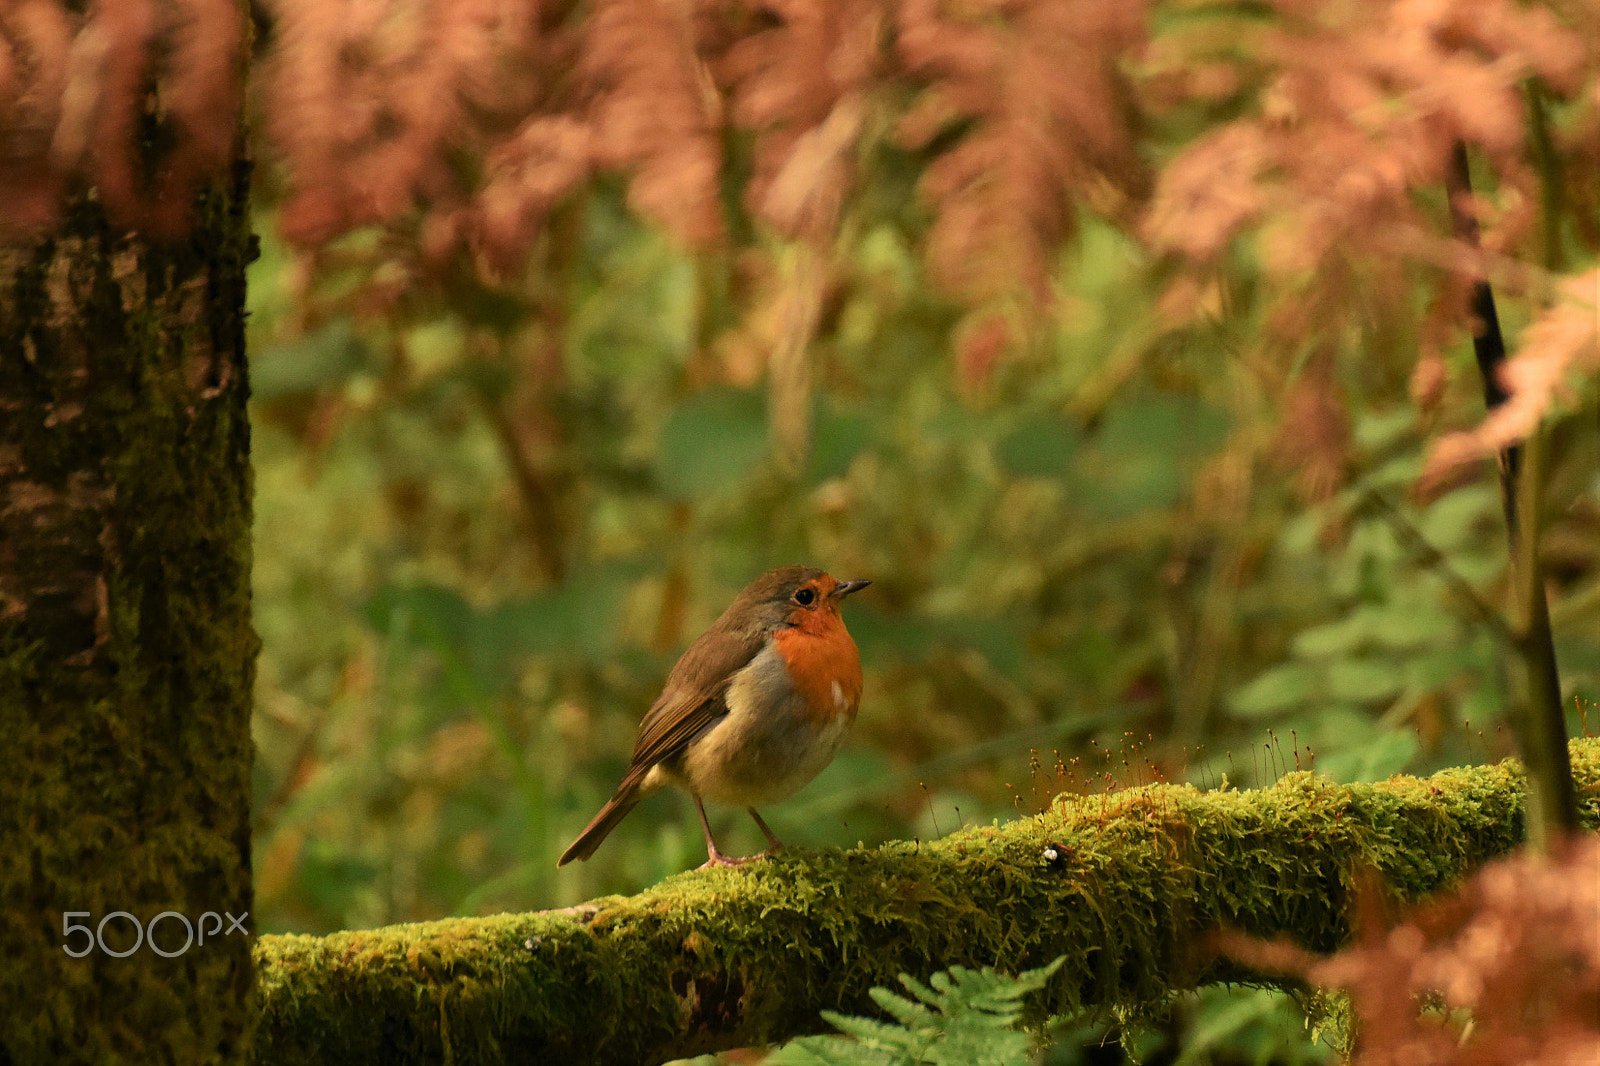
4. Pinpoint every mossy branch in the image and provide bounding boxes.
[255,739,1600,1066]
